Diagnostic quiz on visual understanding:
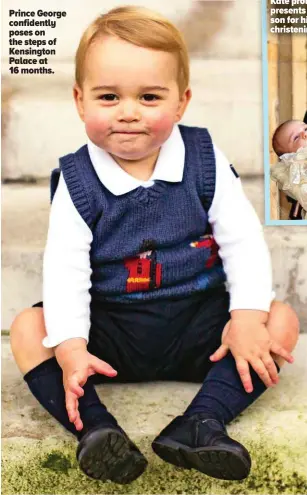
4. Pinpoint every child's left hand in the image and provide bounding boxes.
[209,311,294,393]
